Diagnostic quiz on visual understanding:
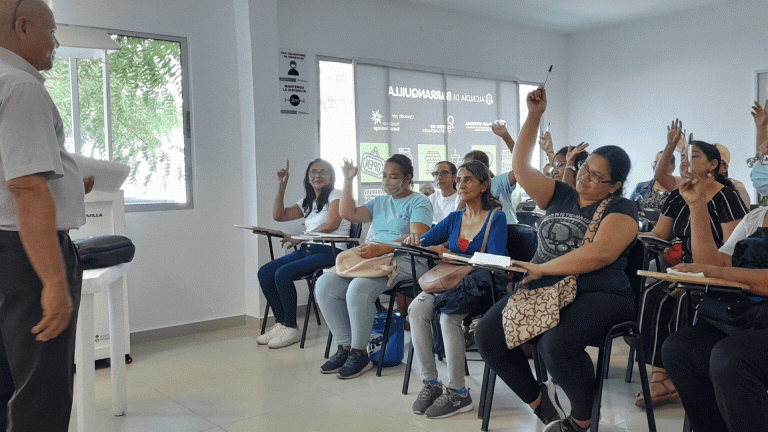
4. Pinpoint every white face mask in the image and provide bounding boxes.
[752,164,768,196]
[382,178,407,196]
